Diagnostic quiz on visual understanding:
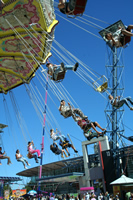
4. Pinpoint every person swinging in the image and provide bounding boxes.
[59,138,78,156]
[46,62,78,82]
[108,95,133,110]
[27,141,41,159]
[59,100,87,121]
[77,117,106,139]
[16,149,30,169]
[105,25,133,48]
[50,142,68,158]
